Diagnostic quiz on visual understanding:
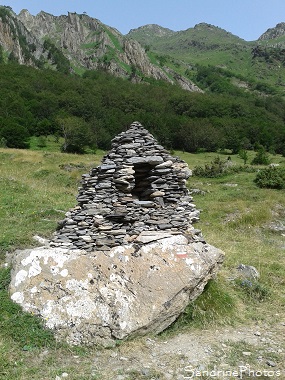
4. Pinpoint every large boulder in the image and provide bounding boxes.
[10,231,224,346]
[9,122,224,346]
